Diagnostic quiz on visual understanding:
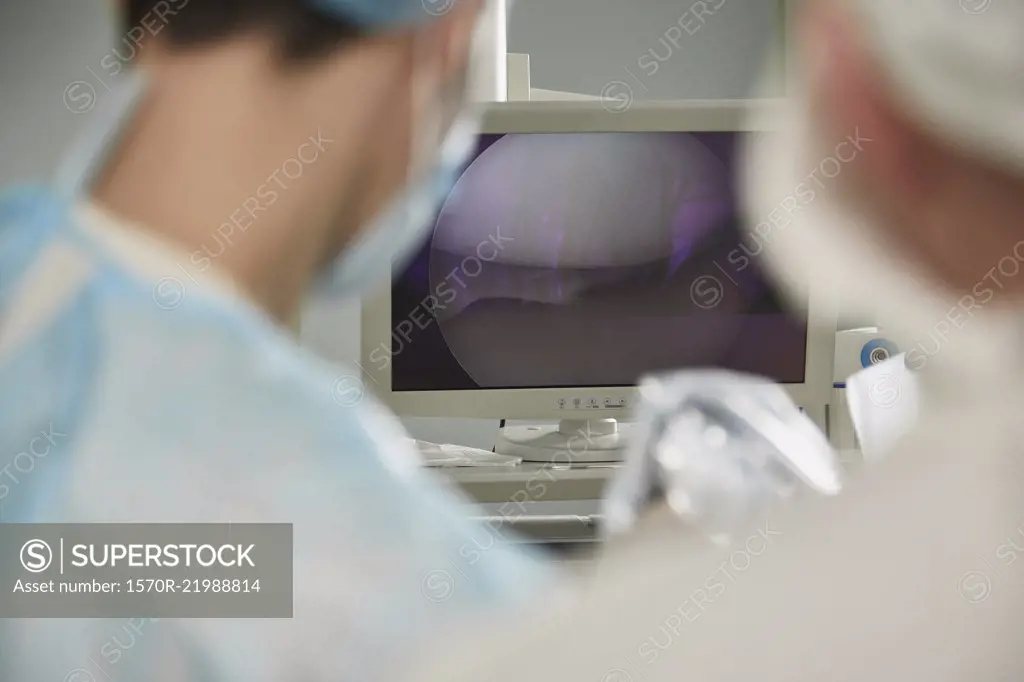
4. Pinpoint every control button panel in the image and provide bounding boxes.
[556,396,630,410]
